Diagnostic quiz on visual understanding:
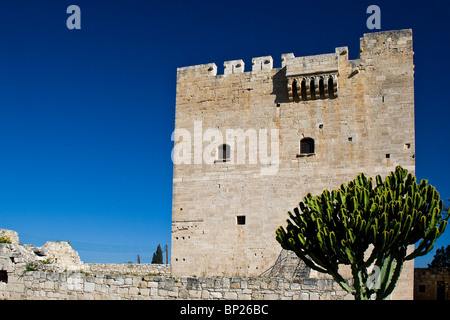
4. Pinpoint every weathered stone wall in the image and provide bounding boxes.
[0,235,354,300]
[87,263,171,276]
[0,233,173,300]
[40,241,84,272]
[172,29,415,284]
[0,271,353,300]
[0,230,413,300]
[414,268,450,300]
[0,230,353,300]
[0,234,170,276]
[0,229,19,245]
